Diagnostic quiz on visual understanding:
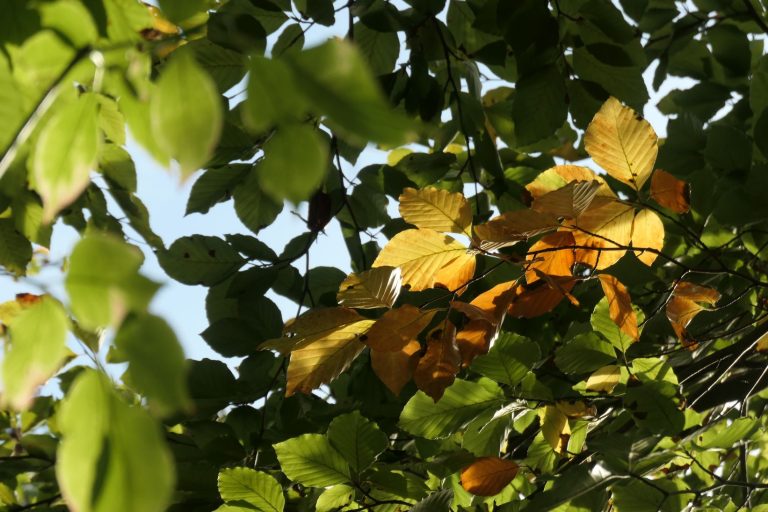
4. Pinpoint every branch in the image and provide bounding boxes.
[742,0,768,34]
